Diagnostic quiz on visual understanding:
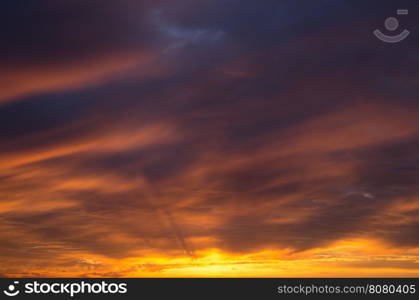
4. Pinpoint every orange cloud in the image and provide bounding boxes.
[0,52,162,104]
[1,0,419,277]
